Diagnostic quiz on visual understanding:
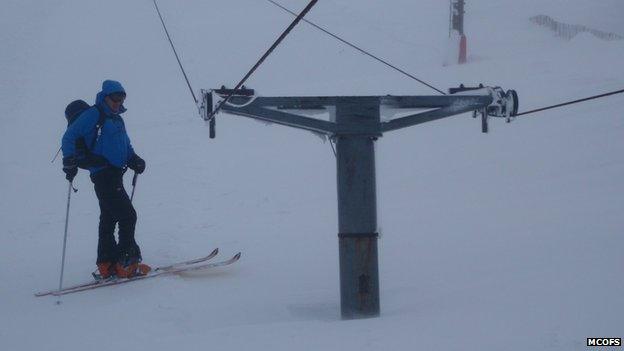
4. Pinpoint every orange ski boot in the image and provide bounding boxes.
[137,263,151,276]
[116,259,151,278]
[96,261,116,279]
